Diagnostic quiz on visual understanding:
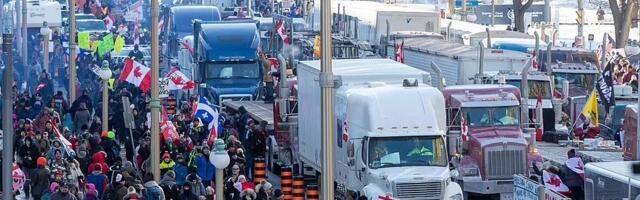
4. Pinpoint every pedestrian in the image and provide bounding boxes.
[73,102,91,134]
[172,154,189,186]
[255,180,273,200]
[186,172,207,198]
[104,173,129,200]
[86,164,108,199]
[31,157,51,200]
[240,188,257,200]
[50,182,78,200]
[196,146,215,187]
[560,149,585,200]
[143,172,166,200]
[160,151,176,175]
[160,170,180,200]
[272,189,284,200]
[123,186,141,200]
[177,182,199,200]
